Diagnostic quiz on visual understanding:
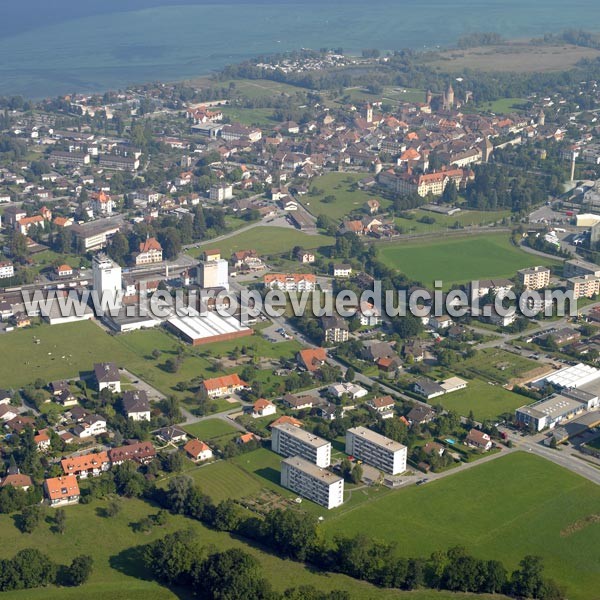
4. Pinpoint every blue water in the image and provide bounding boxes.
[1,0,599,98]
